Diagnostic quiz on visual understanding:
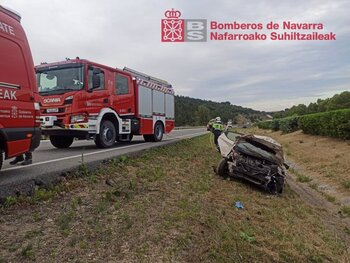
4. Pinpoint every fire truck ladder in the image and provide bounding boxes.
[123,67,172,88]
